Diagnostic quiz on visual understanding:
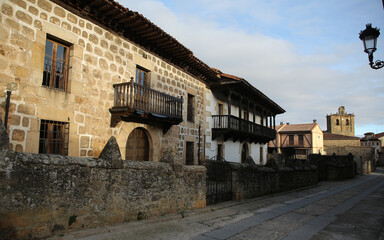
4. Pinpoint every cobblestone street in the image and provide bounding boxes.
[51,168,384,240]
